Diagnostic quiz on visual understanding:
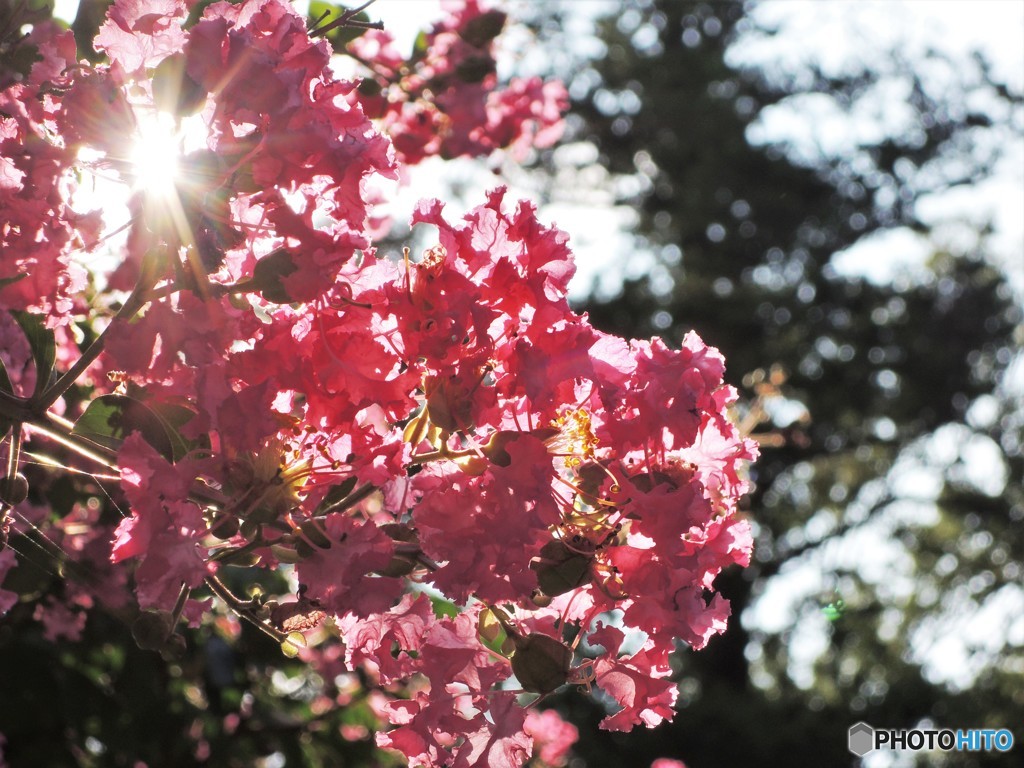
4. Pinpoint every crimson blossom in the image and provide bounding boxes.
[0,1,756,766]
